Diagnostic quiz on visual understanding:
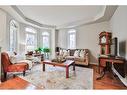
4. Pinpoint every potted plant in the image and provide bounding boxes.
[35,47,43,54]
[43,47,51,59]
